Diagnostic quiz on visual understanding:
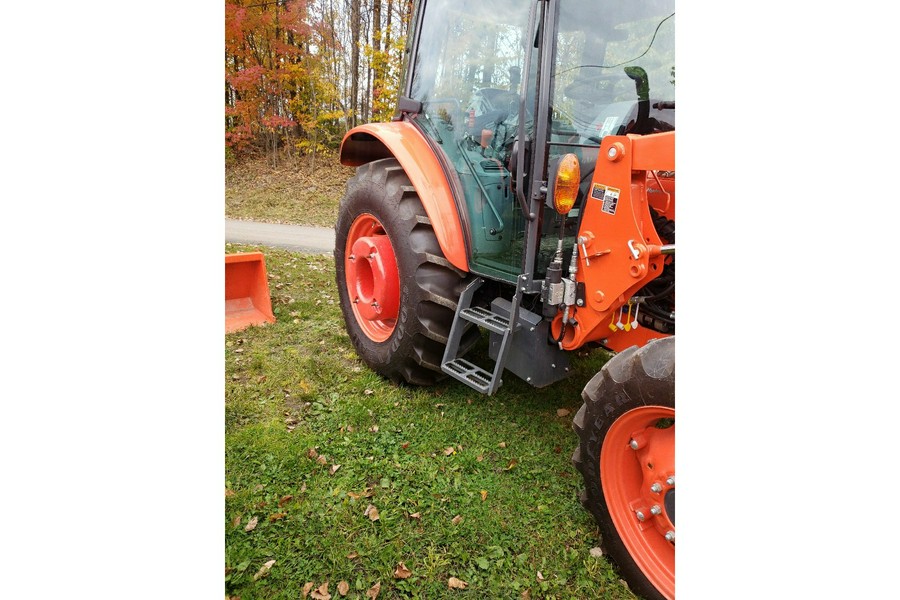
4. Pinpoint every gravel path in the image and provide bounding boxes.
[225,219,334,253]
